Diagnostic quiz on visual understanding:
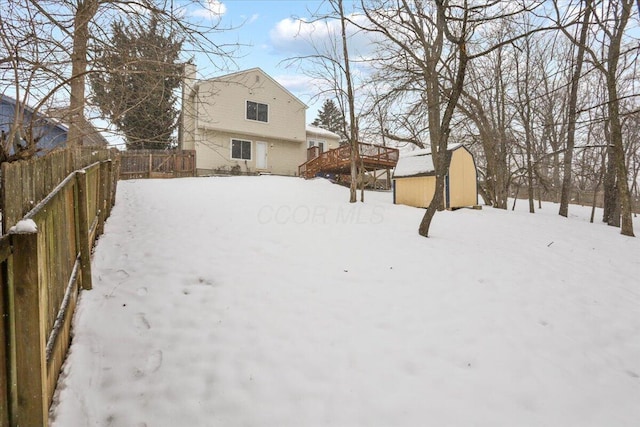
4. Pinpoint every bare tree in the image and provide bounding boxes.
[512,22,539,214]
[456,37,514,209]
[361,0,473,236]
[589,0,636,236]
[363,1,556,236]
[334,0,361,203]
[283,1,366,202]
[550,0,637,236]
[557,0,592,217]
[0,0,69,160]
[7,0,236,150]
